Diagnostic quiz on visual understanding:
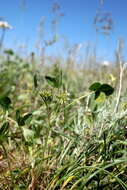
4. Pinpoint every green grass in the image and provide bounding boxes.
[0,51,127,190]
